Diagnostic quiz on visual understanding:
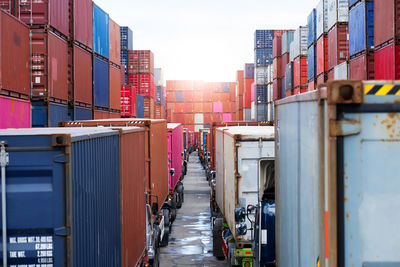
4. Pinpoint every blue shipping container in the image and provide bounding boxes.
[349,1,374,57]
[349,0,360,8]
[93,3,109,58]
[93,55,109,108]
[282,75,286,97]
[68,106,92,121]
[245,63,255,79]
[121,50,128,70]
[308,9,317,47]
[254,30,274,49]
[176,91,185,102]
[120,26,133,51]
[285,62,293,91]
[156,86,162,105]
[256,85,268,103]
[307,45,316,81]
[255,48,273,67]
[222,82,230,93]
[0,128,121,266]
[31,101,68,127]
[136,94,144,118]
[260,201,276,265]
